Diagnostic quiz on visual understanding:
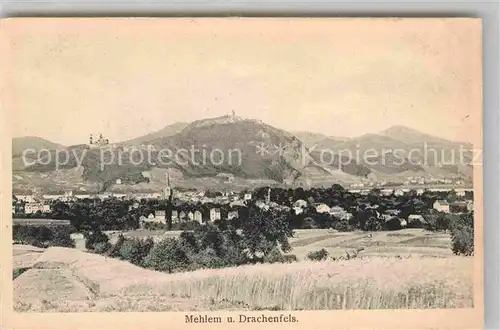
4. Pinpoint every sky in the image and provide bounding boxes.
[5,18,482,146]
